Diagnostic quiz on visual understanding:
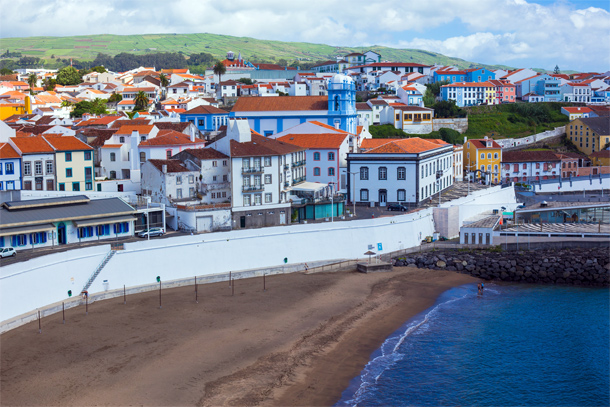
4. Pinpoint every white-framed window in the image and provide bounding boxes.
[243,195,251,206]
[397,167,406,180]
[242,158,250,168]
[254,194,262,205]
[176,188,182,199]
[360,189,369,201]
[480,153,484,160]
[189,175,194,184]
[360,166,368,180]
[265,193,272,203]
[176,176,182,184]
[264,174,272,184]
[397,189,406,201]
[264,157,271,166]
[46,161,53,175]
[24,161,31,176]
[378,167,387,180]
